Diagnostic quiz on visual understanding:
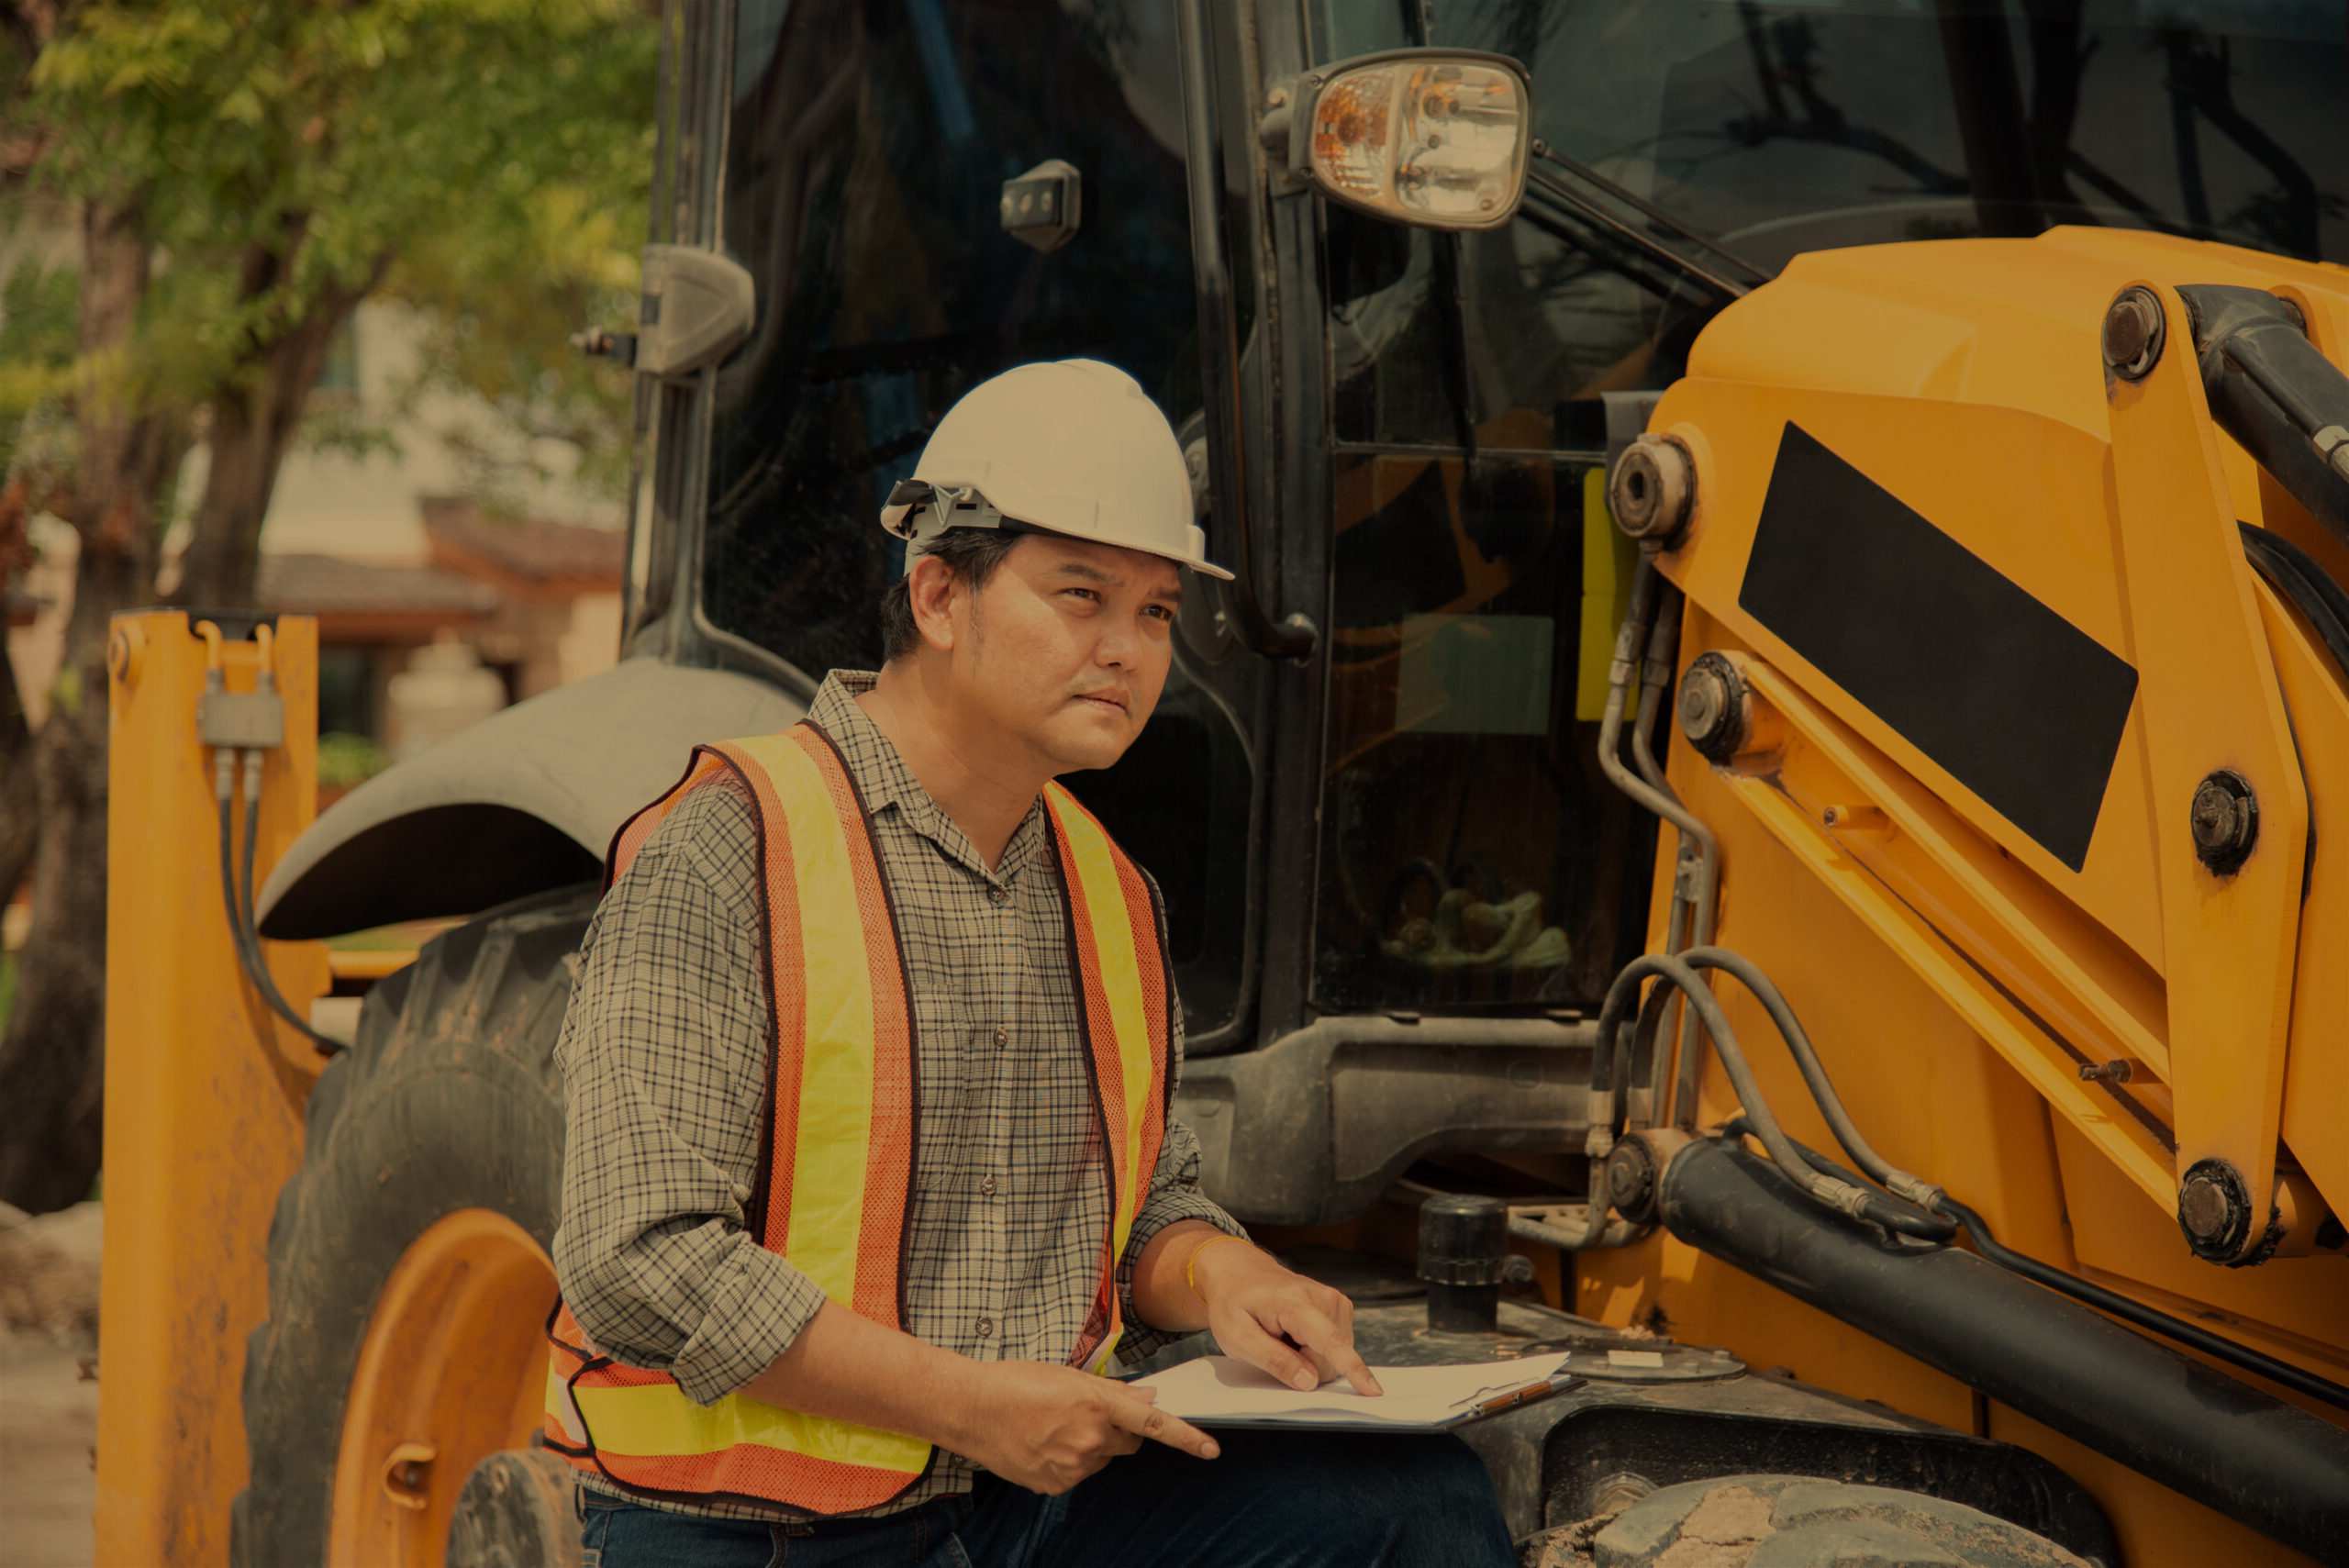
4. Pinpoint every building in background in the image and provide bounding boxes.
[418,496,625,706]
[6,298,627,769]
[256,499,622,762]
